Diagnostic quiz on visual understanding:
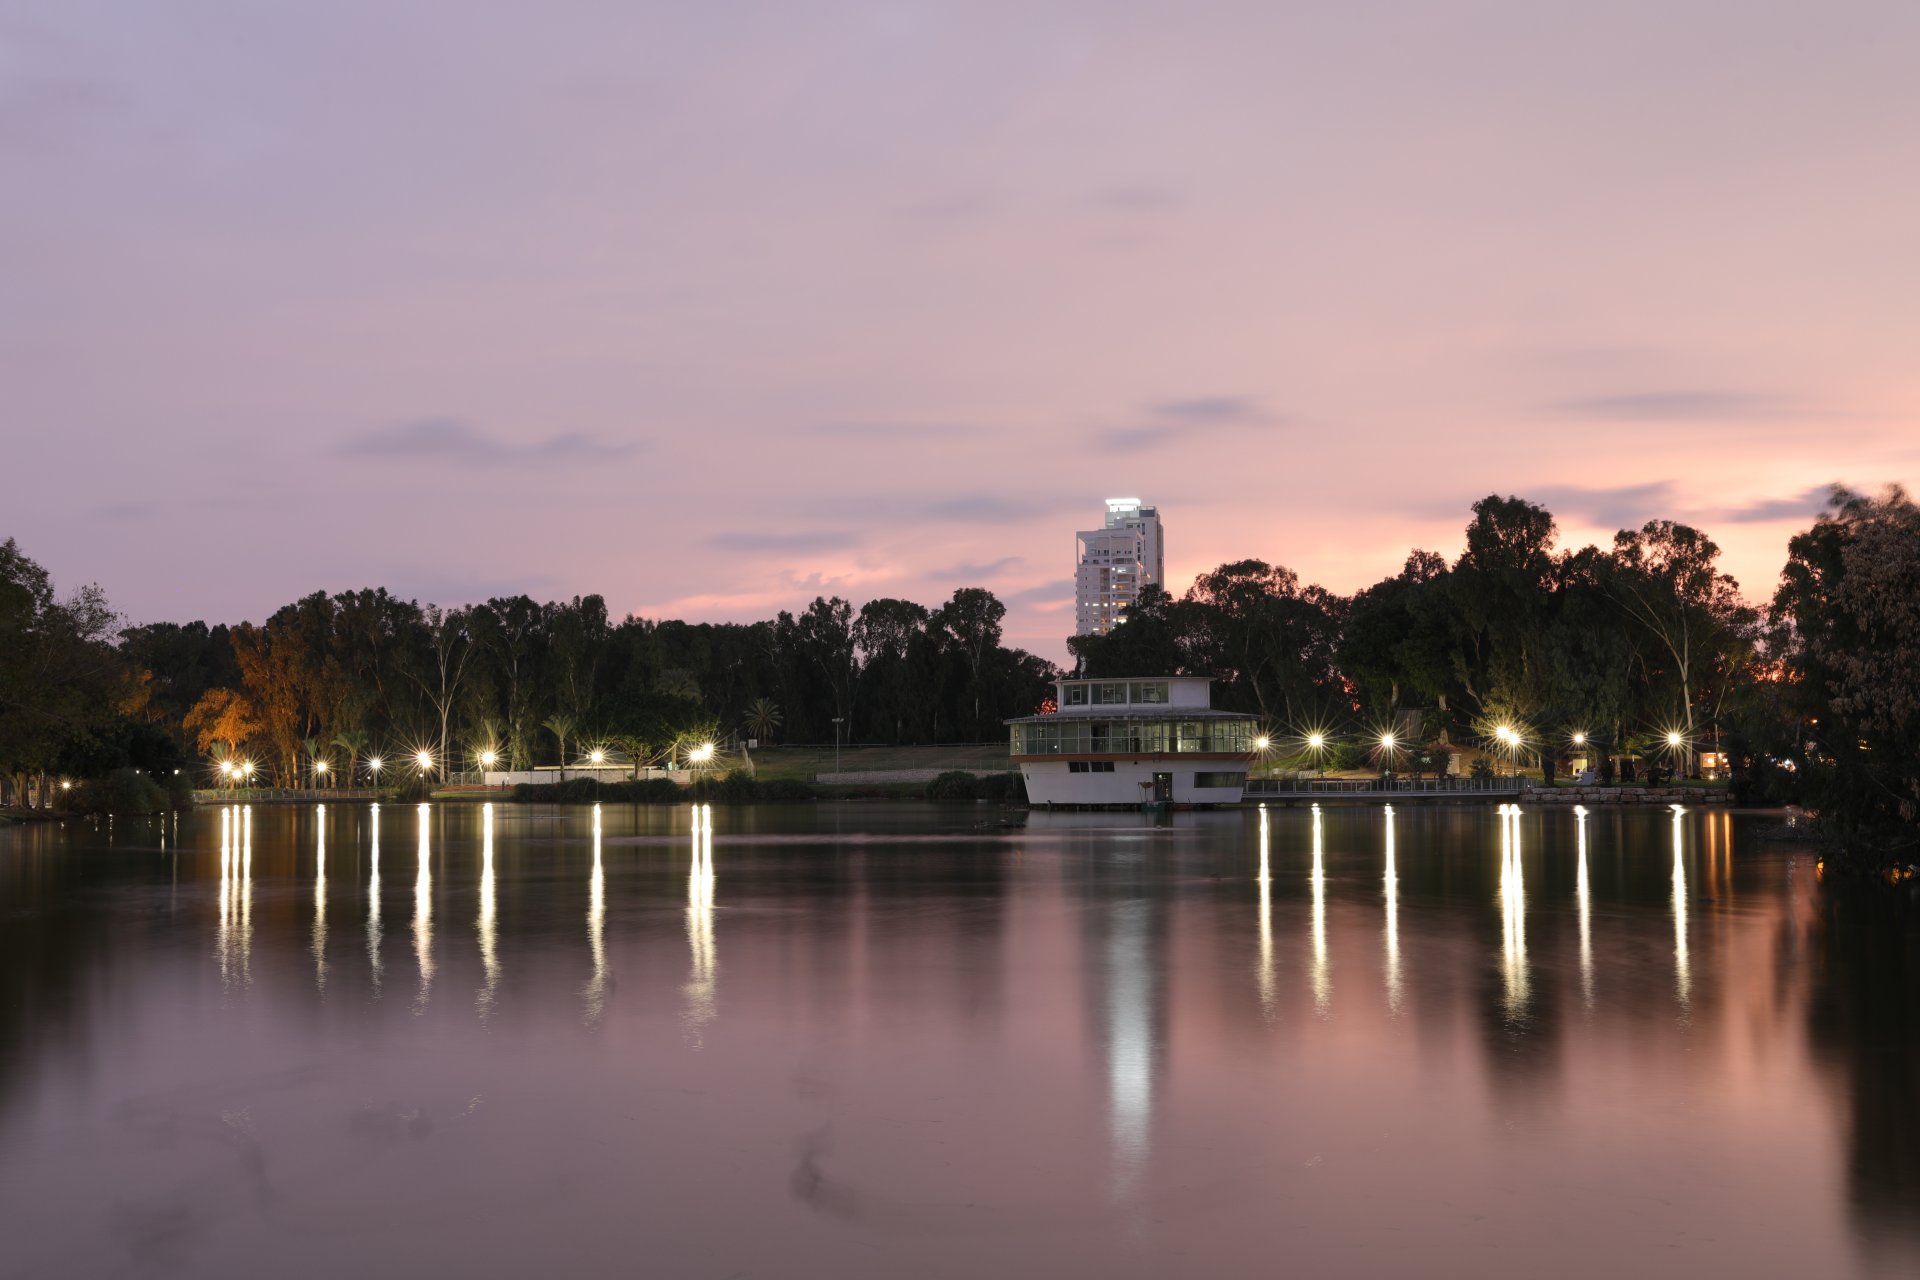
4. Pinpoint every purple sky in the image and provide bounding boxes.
[6,2,1916,660]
